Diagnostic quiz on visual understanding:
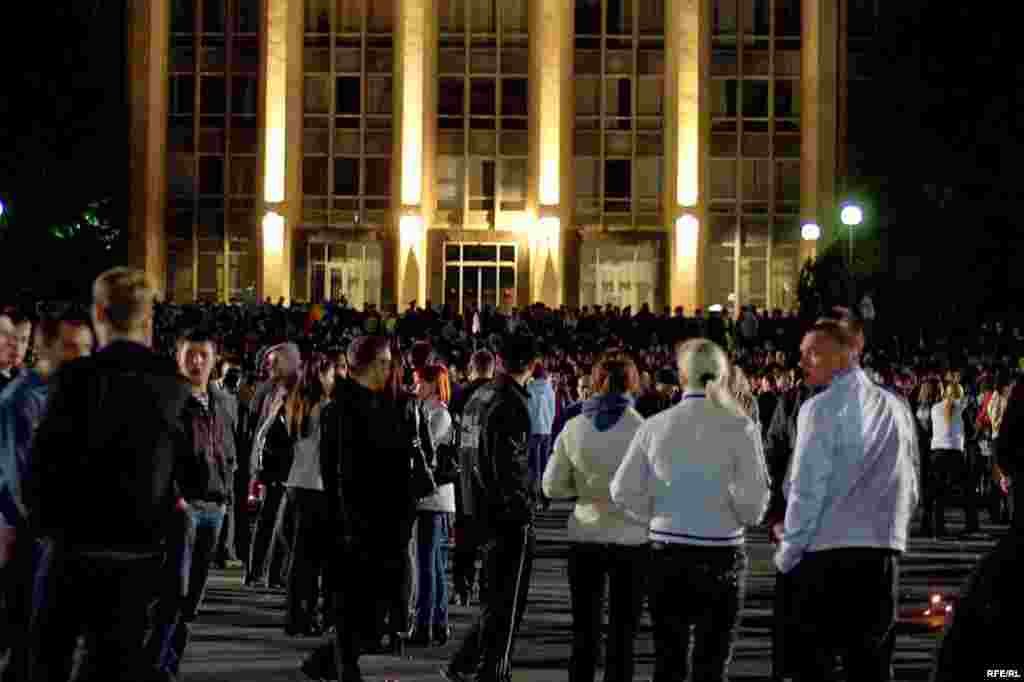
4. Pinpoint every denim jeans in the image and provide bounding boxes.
[152,504,225,675]
[415,511,451,628]
[528,434,552,498]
